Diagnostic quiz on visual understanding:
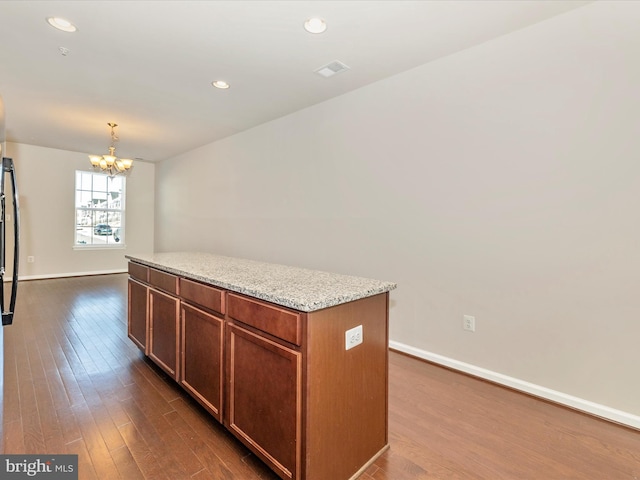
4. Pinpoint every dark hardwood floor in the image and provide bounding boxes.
[2,274,639,479]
